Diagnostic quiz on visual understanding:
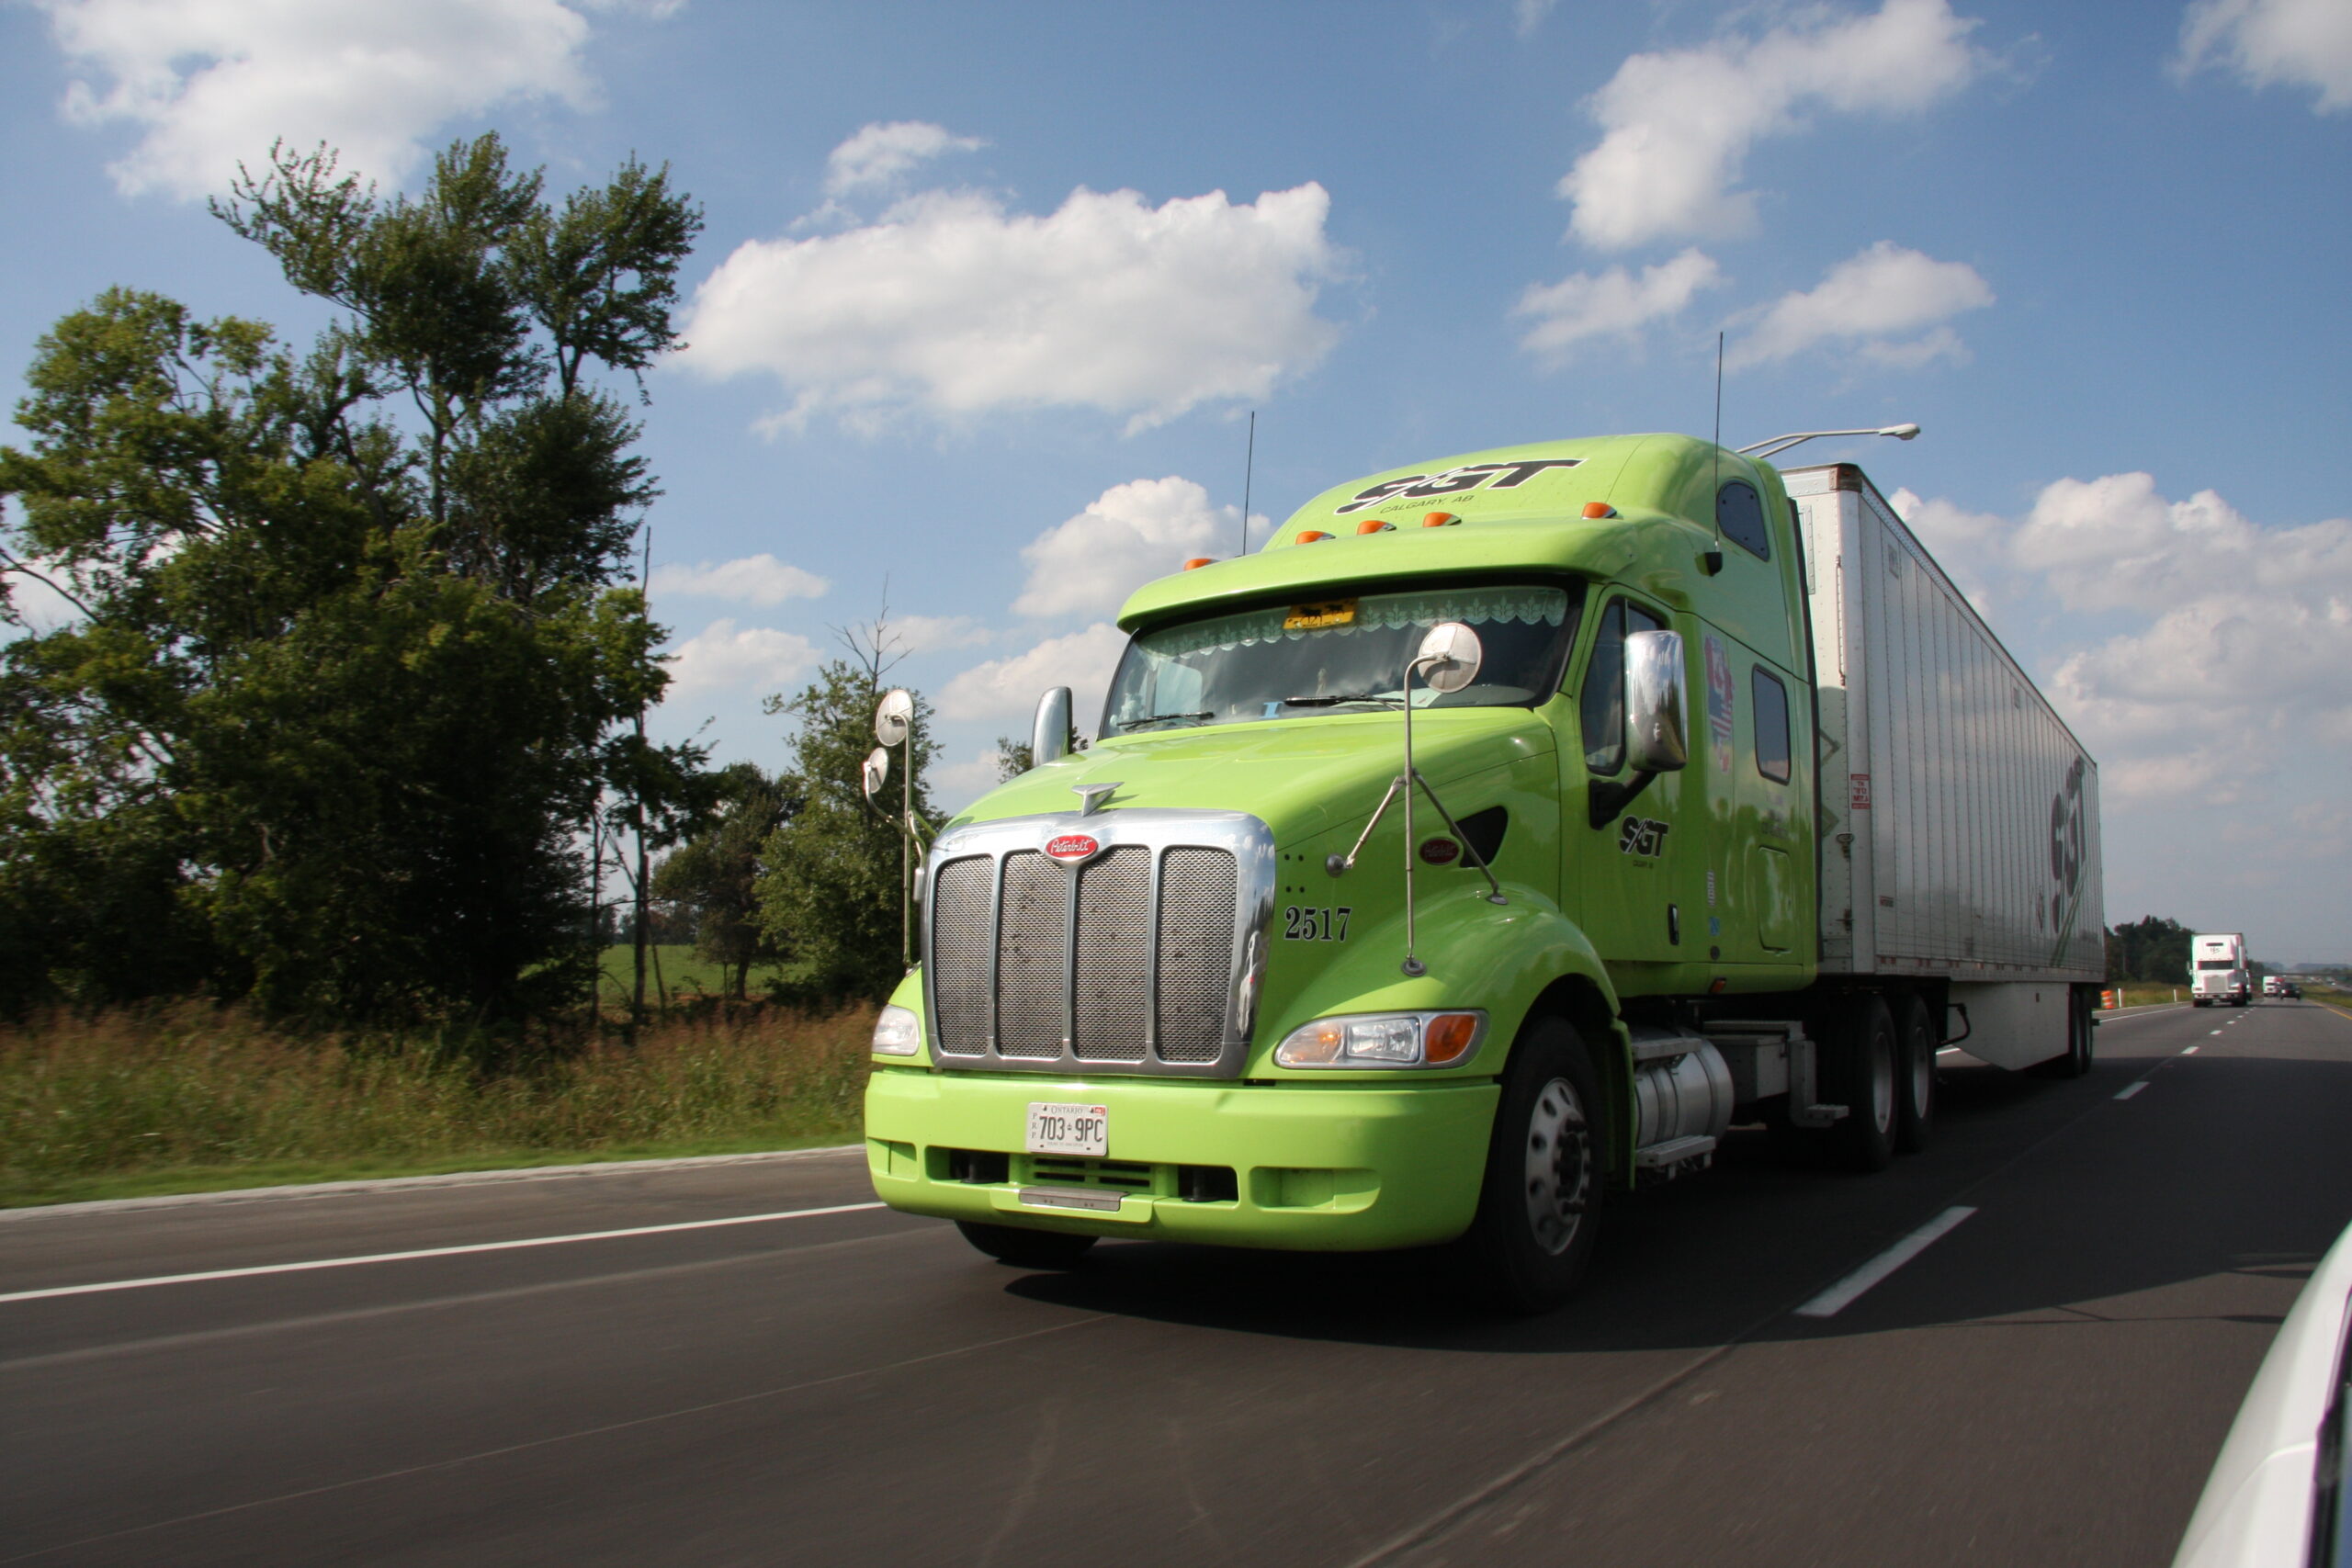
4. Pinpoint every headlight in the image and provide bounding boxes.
[1273,1010,1485,1069]
[871,1004,922,1056]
